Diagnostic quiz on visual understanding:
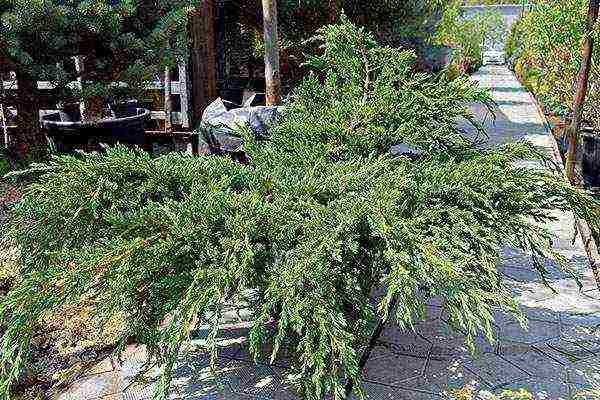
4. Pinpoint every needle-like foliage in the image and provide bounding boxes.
[2,17,599,400]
